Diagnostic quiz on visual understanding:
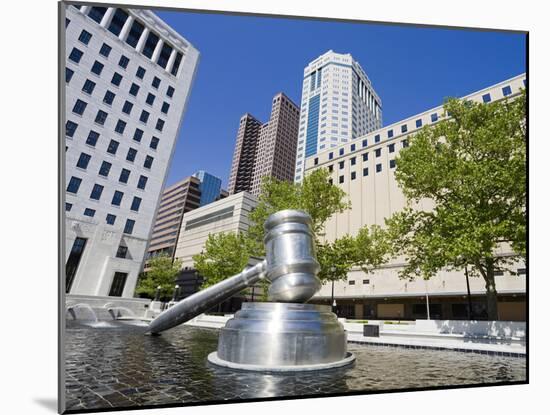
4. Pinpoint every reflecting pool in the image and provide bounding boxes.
[64,320,526,411]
